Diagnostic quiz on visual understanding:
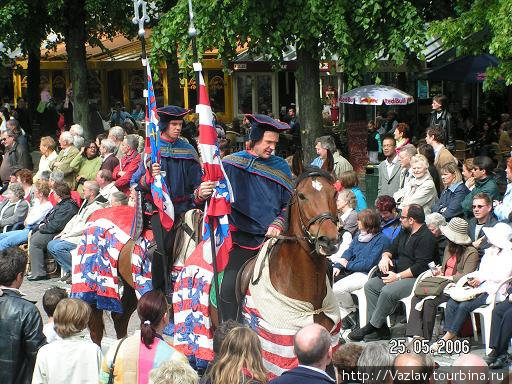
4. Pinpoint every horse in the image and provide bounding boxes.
[87,208,203,345]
